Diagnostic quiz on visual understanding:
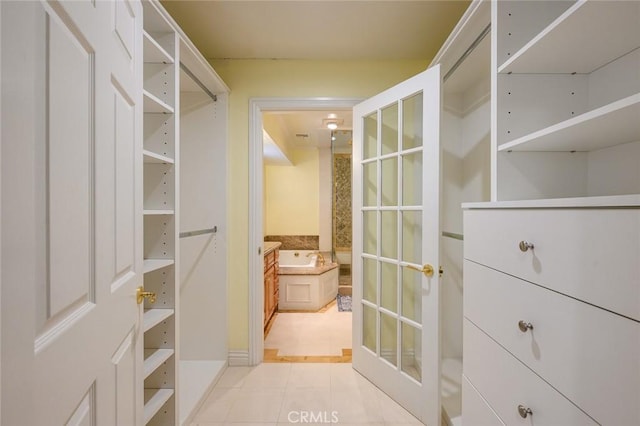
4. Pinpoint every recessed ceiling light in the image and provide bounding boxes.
[322,118,343,129]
